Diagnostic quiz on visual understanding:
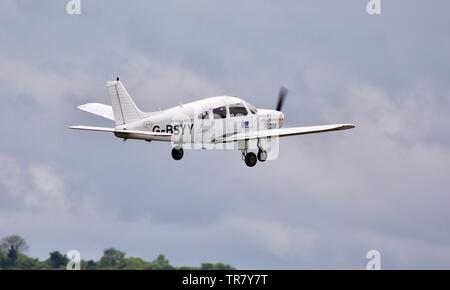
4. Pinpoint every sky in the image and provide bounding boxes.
[0,0,449,269]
